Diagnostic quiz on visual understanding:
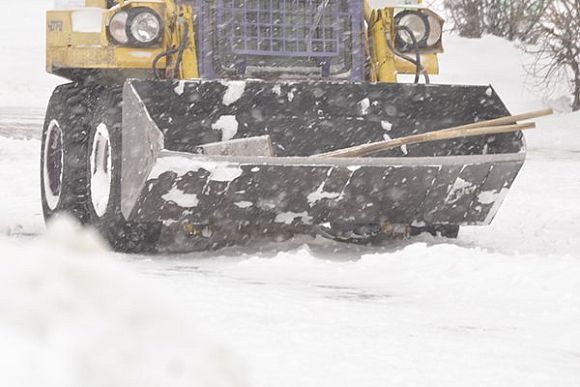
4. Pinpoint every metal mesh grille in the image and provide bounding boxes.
[217,0,345,57]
